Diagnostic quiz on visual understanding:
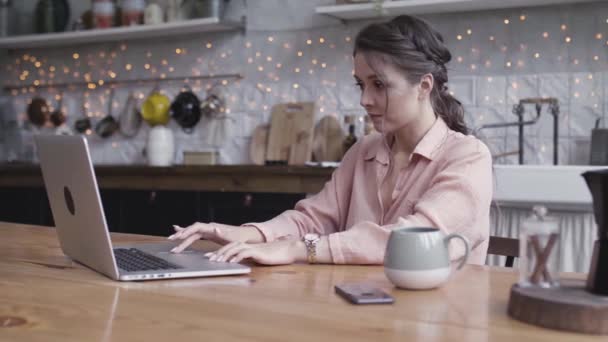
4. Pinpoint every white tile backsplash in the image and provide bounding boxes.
[447,76,476,107]
[539,73,570,106]
[476,75,507,106]
[570,104,602,138]
[506,74,540,105]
